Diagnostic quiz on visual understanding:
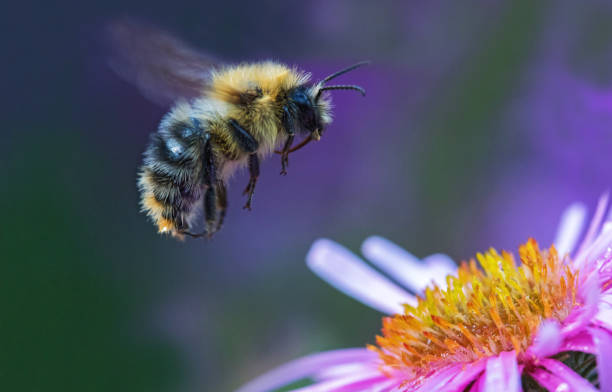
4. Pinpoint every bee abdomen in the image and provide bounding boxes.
[138,121,205,237]
[139,167,201,235]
